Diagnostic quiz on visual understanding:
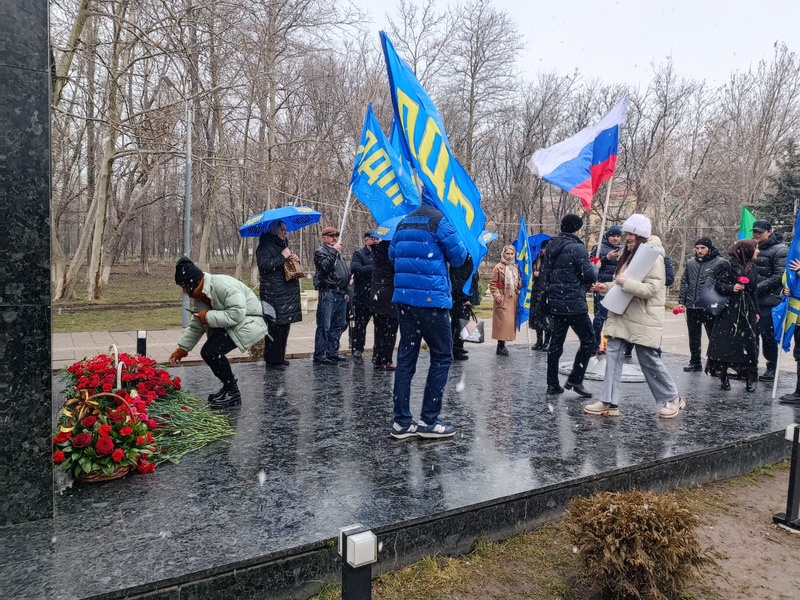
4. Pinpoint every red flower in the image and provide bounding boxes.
[119,426,134,437]
[146,419,158,429]
[53,431,72,444]
[71,433,93,449]
[108,410,125,423]
[136,435,146,446]
[53,451,66,464]
[111,448,125,463]
[590,257,601,265]
[155,385,167,397]
[136,459,156,474]
[738,276,750,284]
[81,415,98,428]
[98,424,112,437]
[146,432,154,443]
[672,306,686,315]
[95,435,114,456]
[180,406,192,412]
[172,377,182,391]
